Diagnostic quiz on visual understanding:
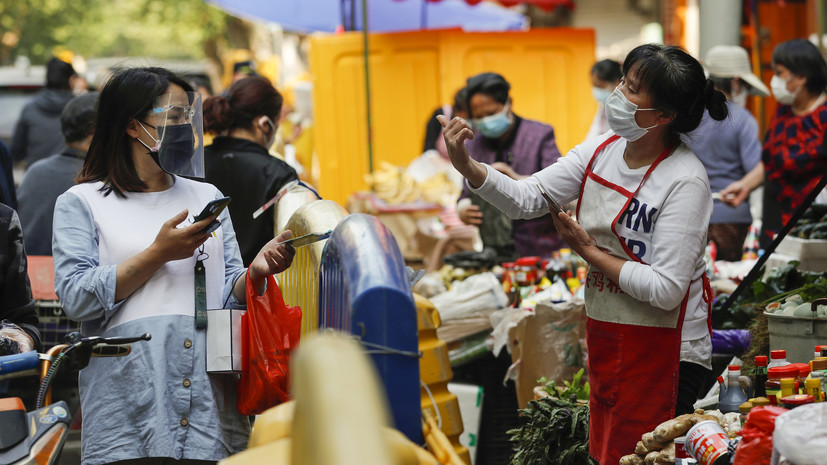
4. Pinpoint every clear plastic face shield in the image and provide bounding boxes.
[146,91,204,178]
